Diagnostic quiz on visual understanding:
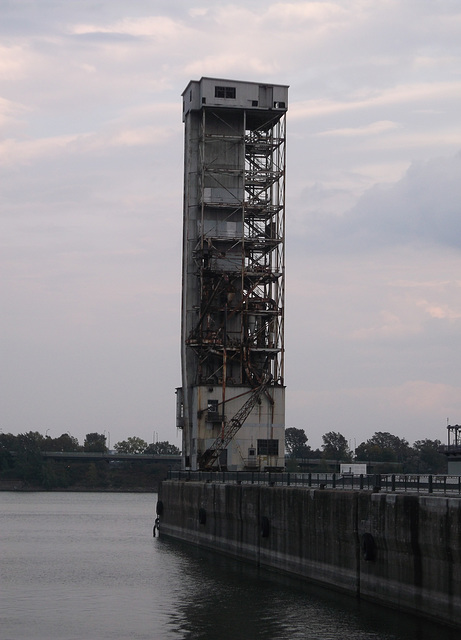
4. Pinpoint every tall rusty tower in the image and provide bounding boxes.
[177,78,288,471]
